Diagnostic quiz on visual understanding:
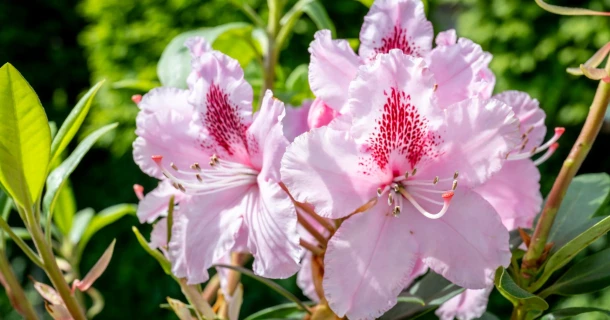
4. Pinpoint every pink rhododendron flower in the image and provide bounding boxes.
[282,50,519,319]
[436,287,492,320]
[283,100,312,142]
[308,0,493,114]
[133,37,301,284]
